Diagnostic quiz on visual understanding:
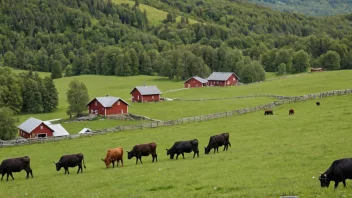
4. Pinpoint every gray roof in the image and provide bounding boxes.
[207,72,240,81]
[184,76,208,84]
[87,96,130,107]
[131,86,161,95]
[18,117,48,134]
